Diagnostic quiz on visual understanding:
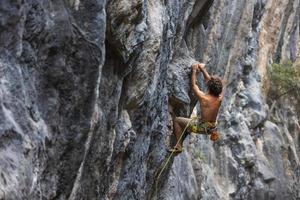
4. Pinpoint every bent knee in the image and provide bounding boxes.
[175,117,190,128]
